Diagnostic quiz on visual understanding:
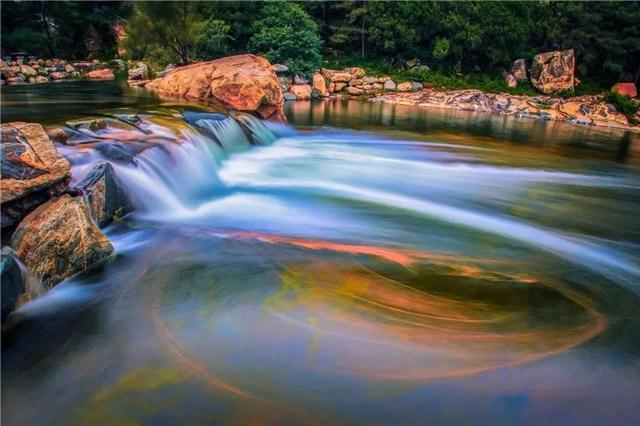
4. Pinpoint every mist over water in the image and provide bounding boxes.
[2,83,640,425]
